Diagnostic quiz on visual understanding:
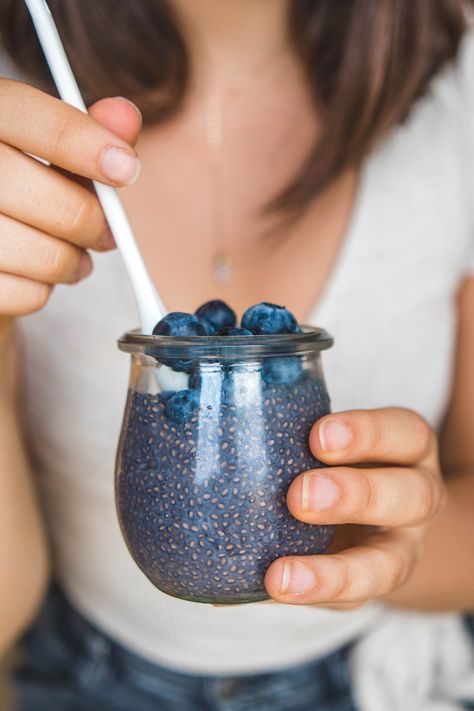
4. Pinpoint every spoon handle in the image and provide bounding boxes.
[24,0,166,333]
